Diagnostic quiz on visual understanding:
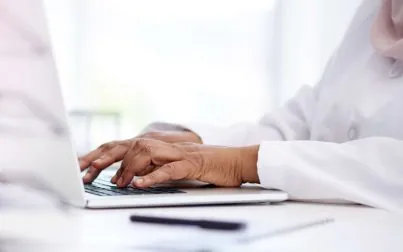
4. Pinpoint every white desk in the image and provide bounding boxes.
[1,202,402,251]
